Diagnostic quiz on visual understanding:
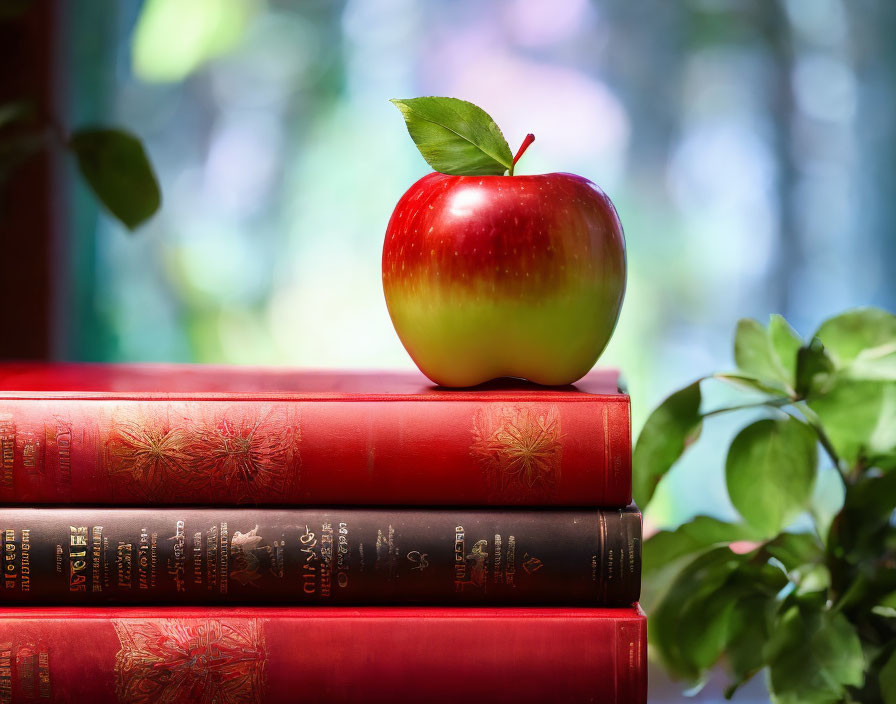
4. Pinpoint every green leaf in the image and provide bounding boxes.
[715,372,791,398]
[632,381,703,508]
[796,338,835,398]
[734,318,794,394]
[724,595,777,698]
[833,470,896,566]
[769,314,804,381]
[809,378,896,469]
[643,516,760,574]
[814,308,896,382]
[725,417,818,537]
[765,531,823,572]
[390,97,513,176]
[651,548,786,684]
[847,345,896,382]
[650,548,742,680]
[68,128,161,230]
[765,532,829,595]
[879,590,896,610]
[766,607,864,703]
[881,651,896,704]
[815,307,896,367]
[809,467,845,545]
